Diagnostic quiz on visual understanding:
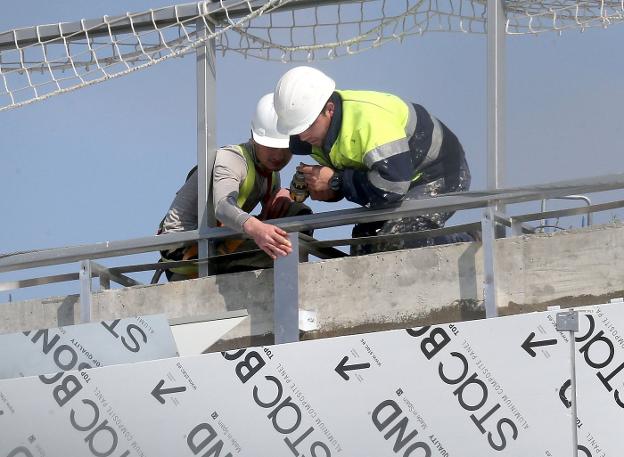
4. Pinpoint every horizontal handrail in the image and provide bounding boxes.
[512,198,623,224]
[307,222,482,248]
[0,273,80,292]
[1,172,624,274]
[2,191,624,293]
